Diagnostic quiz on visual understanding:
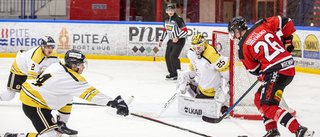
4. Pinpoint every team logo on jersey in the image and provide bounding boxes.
[265,81,274,101]
[274,89,283,102]
[16,84,21,90]
[51,117,56,123]
[165,25,173,31]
